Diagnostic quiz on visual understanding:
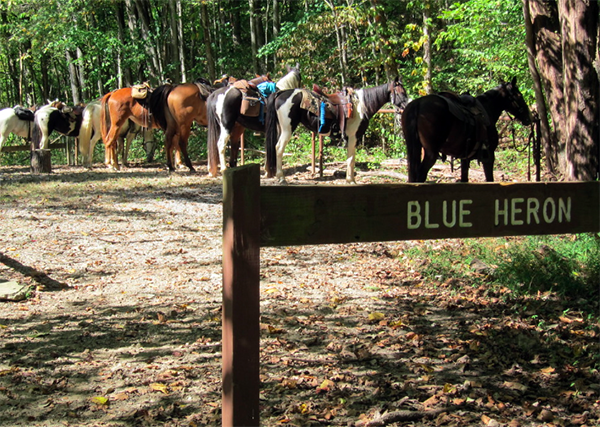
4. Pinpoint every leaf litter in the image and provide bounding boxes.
[0,163,597,426]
